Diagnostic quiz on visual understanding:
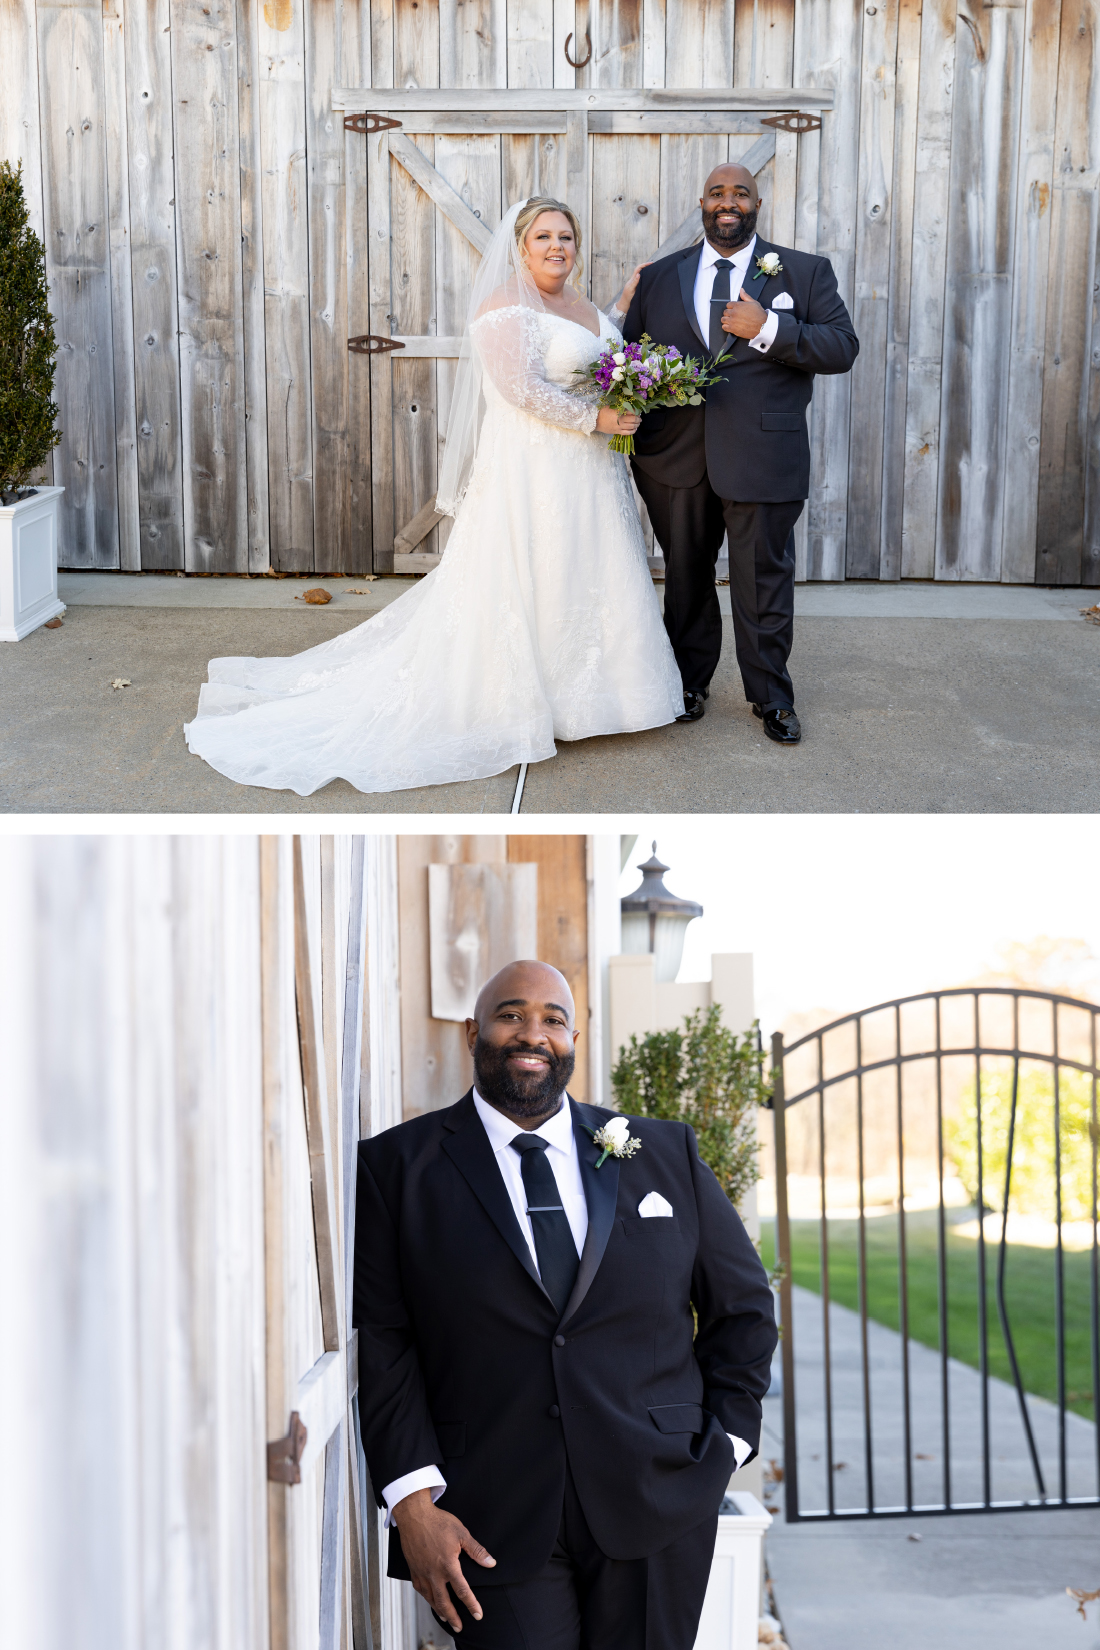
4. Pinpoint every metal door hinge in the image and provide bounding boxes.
[268,1412,308,1484]
[348,335,407,355]
[344,113,402,134]
[761,111,822,133]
